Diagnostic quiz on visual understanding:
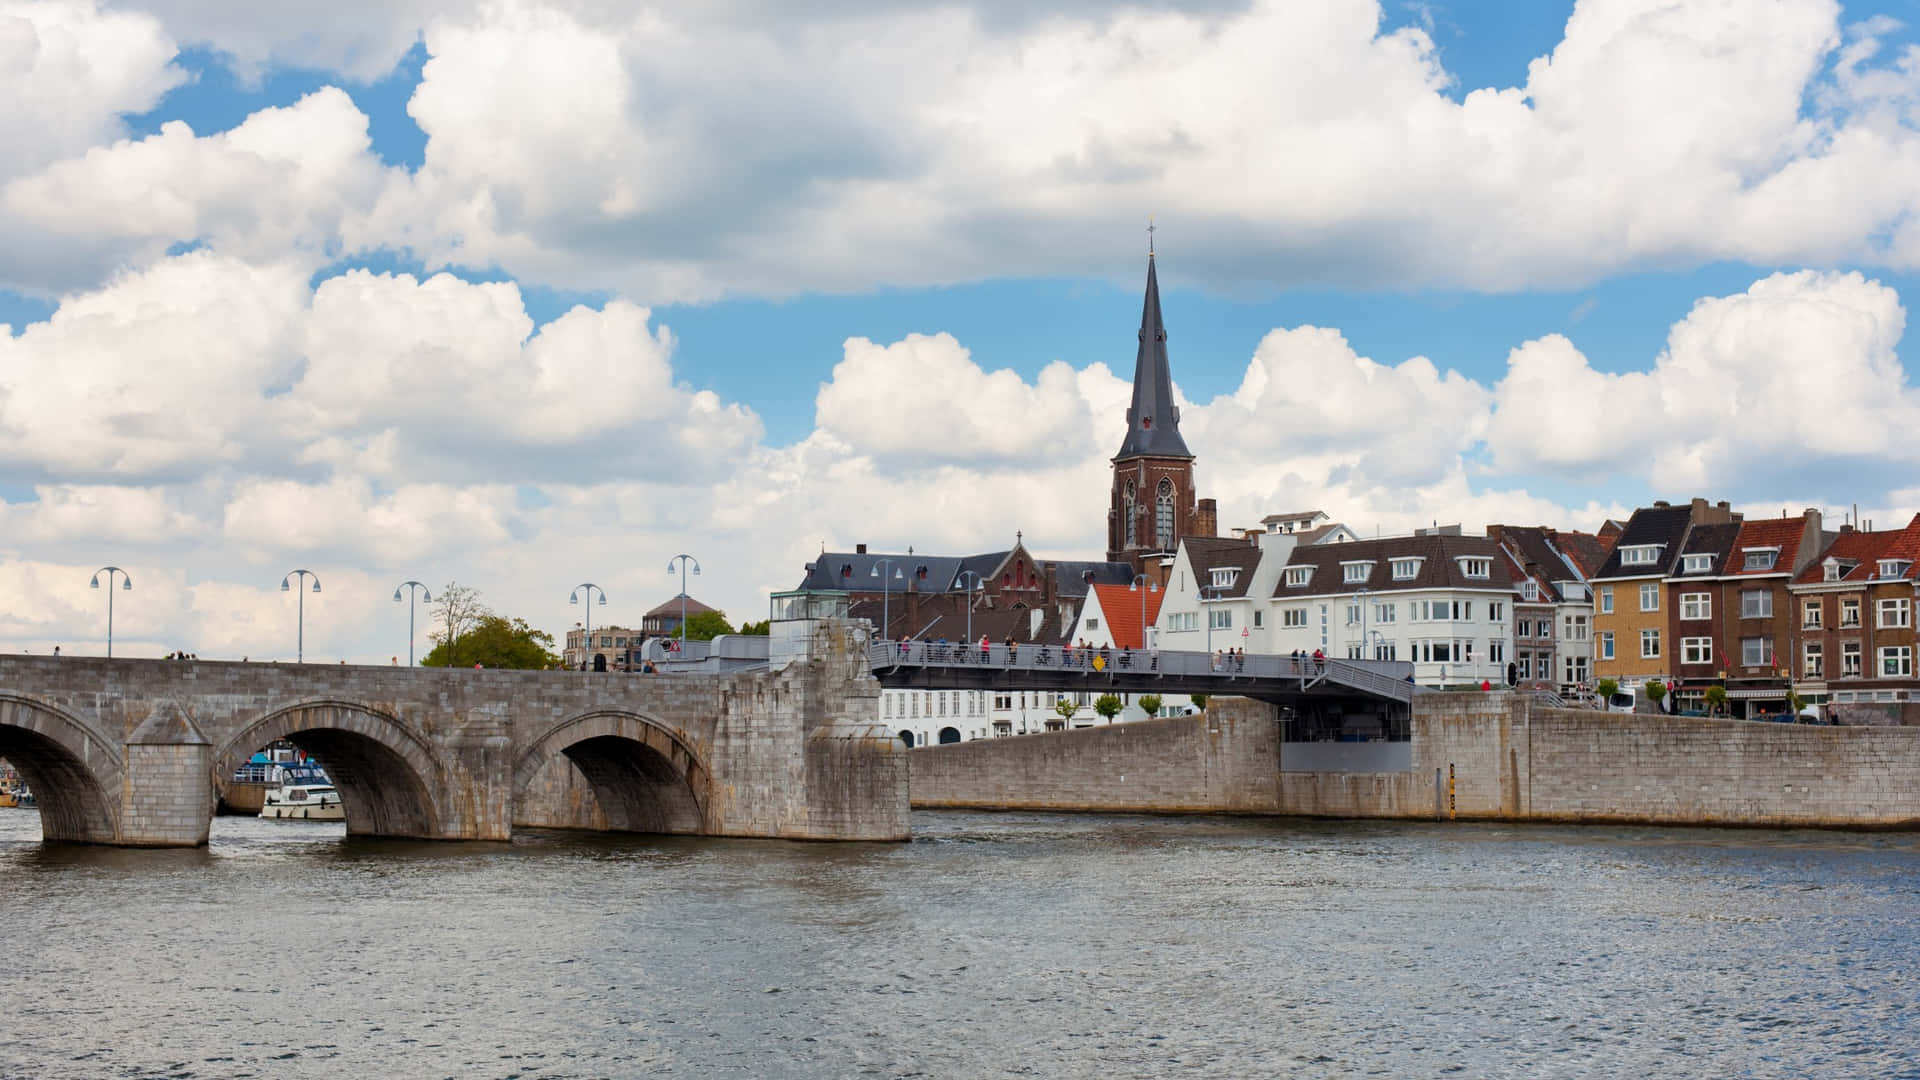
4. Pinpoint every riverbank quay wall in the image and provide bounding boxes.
[909,694,1920,829]
[0,621,906,847]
